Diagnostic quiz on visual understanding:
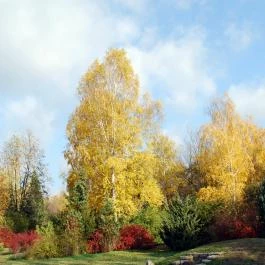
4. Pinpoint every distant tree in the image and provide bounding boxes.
[196,95,265,211]
[0,172,9,224]
[1,131,48,231]
[46,193,68,215]
[182,131,206,194]
[149,134,185,201]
